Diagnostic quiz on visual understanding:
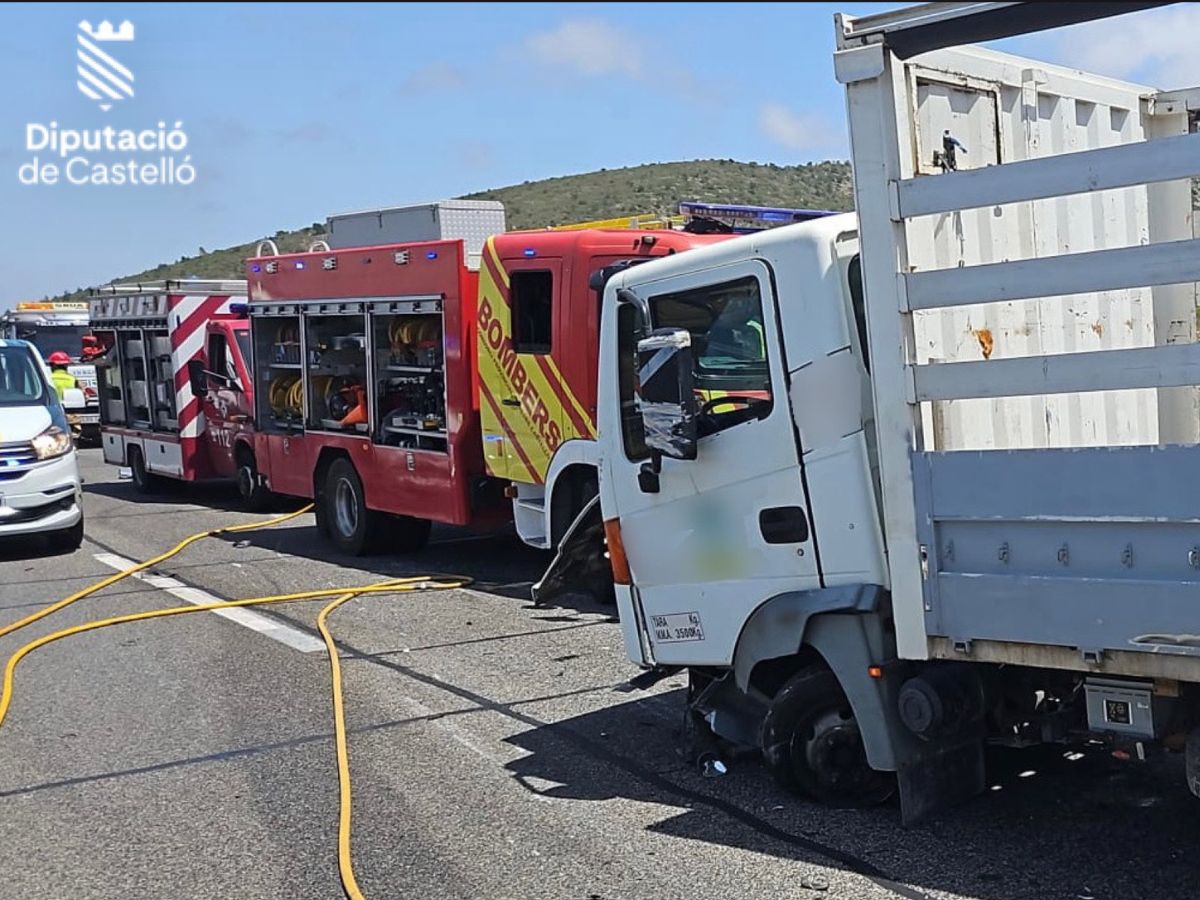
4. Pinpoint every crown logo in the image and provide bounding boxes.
[78,20,135,41]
